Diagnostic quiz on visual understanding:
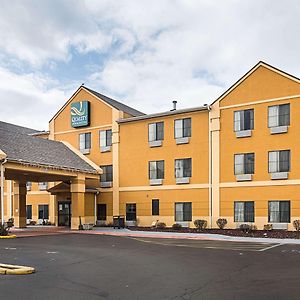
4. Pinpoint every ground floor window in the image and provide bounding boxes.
[175,202,192,221]
[152,199,159,216]
[126,203,136,221]
[97,204,107,221]
[269,201,290,223]
[26,205,32,219]
[38,204,49,220]
[234,201,254,222]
